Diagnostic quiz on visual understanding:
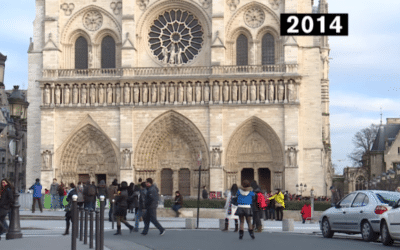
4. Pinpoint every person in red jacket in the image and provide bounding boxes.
[300,201,311,224]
